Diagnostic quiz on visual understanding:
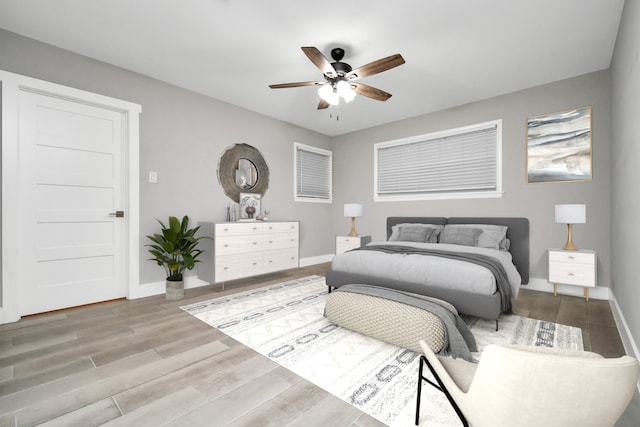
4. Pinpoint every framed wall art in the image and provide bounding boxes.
[526,106,592,183]
[239,192,261,220]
